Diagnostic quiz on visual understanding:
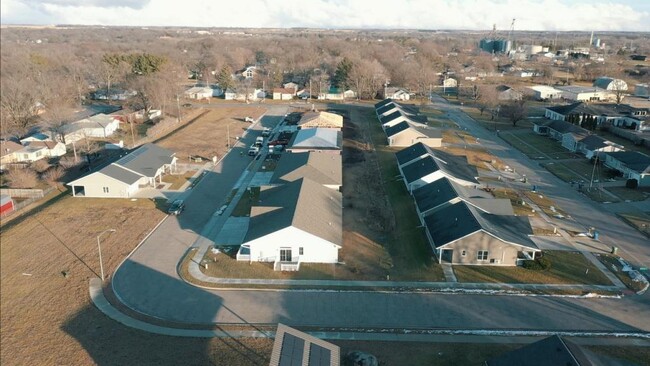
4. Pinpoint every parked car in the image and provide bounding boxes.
[255,136,264,147]
[167,199,185,215]
[182,103,192,108]
[262,128,271,137]
[244,116,255,122]
[248,145,260,156]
